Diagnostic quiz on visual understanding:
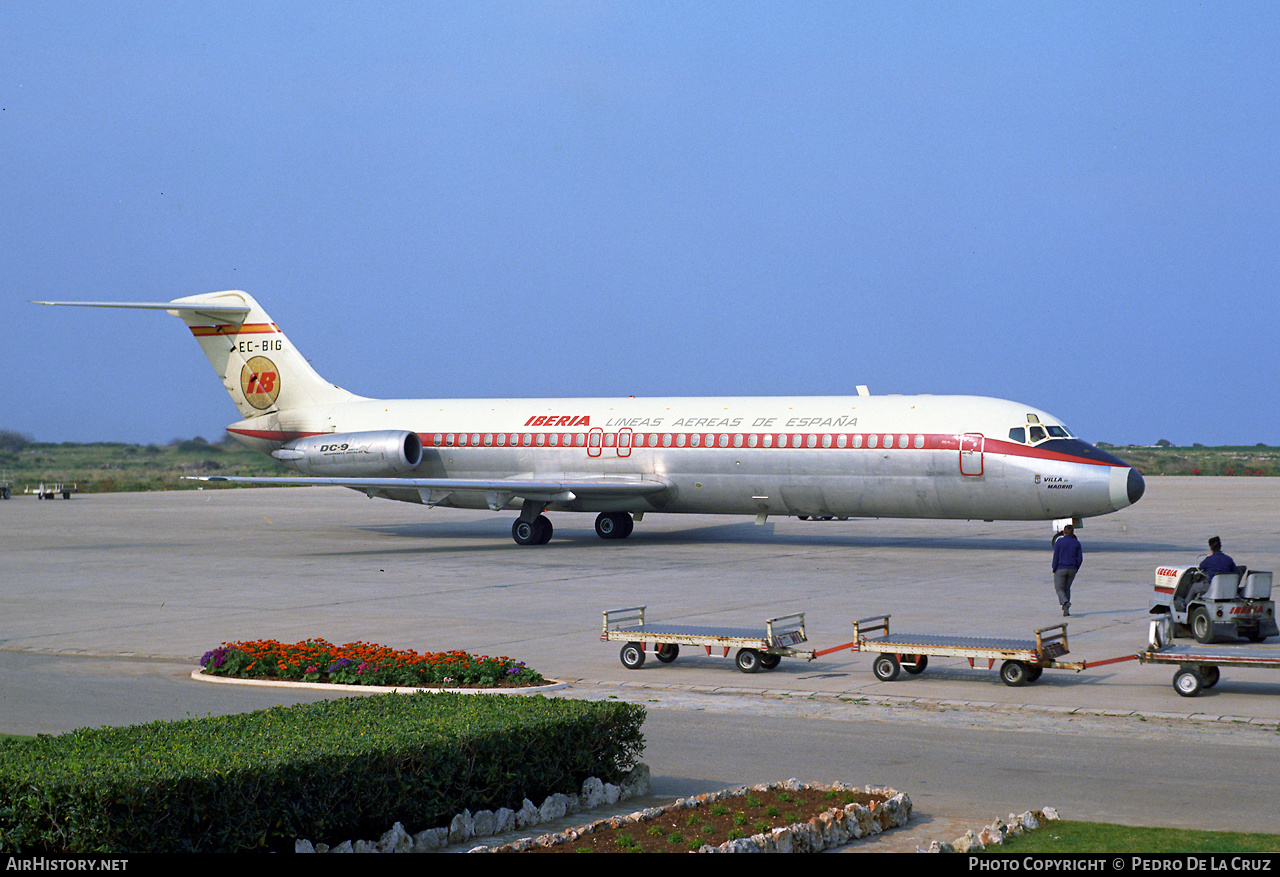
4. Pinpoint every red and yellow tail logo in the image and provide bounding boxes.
[240,356,280,409]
